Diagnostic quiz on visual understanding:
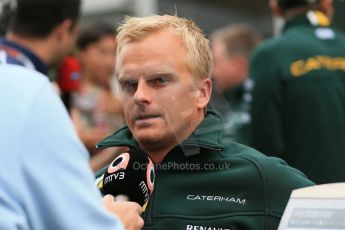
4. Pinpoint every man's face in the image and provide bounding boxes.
[116,29,205,151]
[212,40,246,91]
[211,40,236,91]
[52,21,79,66]
[65,23,79,54]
